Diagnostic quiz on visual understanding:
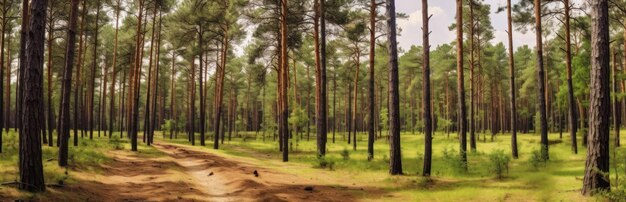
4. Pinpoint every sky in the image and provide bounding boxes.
[395,0,583,52]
